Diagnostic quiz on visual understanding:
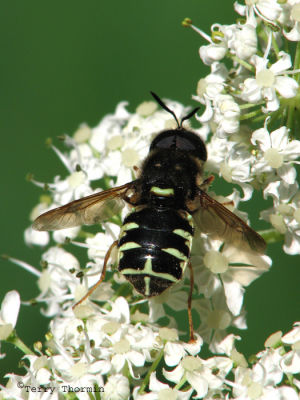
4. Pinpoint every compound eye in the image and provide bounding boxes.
[153,135,197,151]
[150,129,207,162]
[154,136,175,149]
[175,136,197,151]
